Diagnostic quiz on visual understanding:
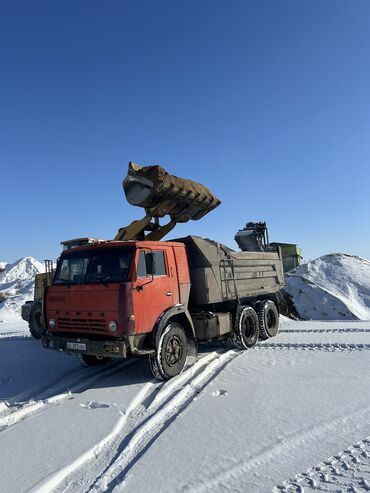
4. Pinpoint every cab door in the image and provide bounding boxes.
[132,247,178,334]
